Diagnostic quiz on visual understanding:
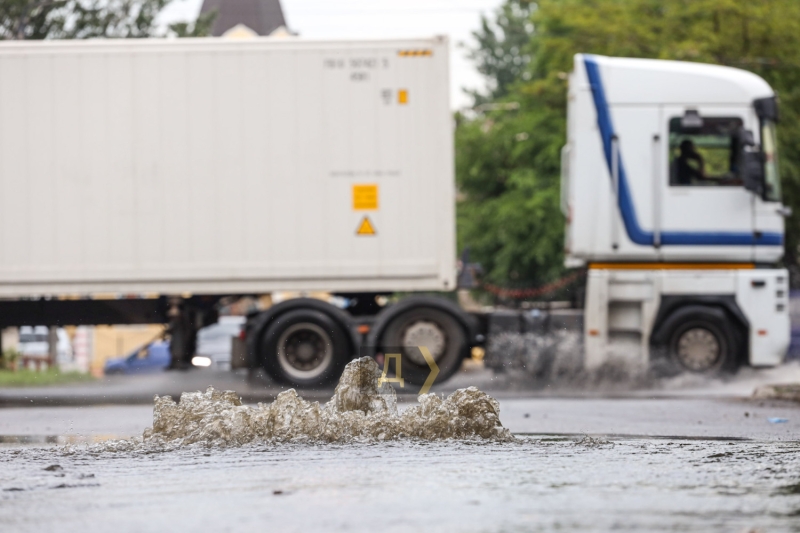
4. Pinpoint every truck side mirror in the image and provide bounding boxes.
[742,152,764,195]
[738,129,764,196]
[739,129,755,147]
